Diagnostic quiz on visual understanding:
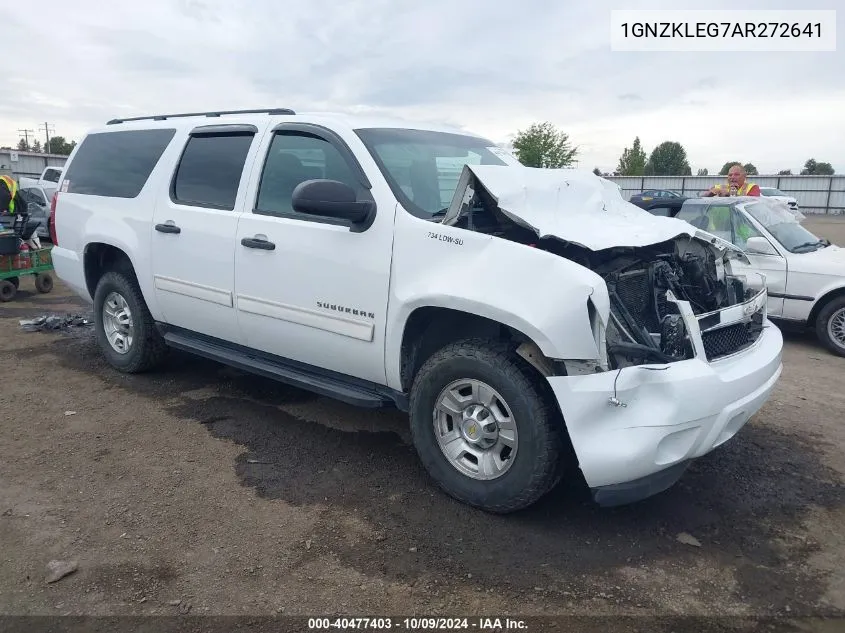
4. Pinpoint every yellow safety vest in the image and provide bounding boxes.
[0,175,18,213]
[714,181,757,196]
